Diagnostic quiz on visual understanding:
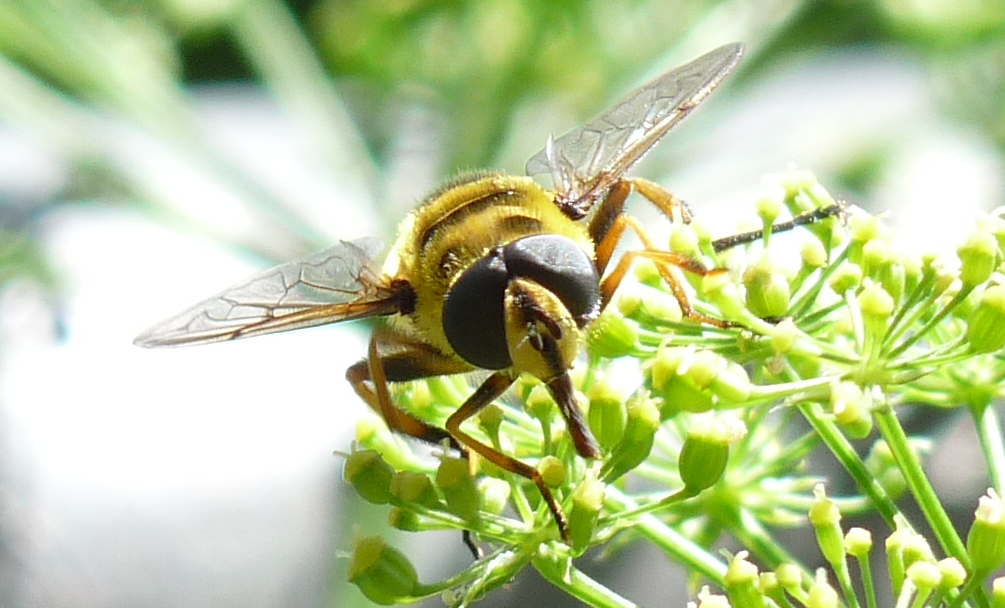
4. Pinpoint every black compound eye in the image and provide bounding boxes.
[504,235,601,323]
[442,250,512,370]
